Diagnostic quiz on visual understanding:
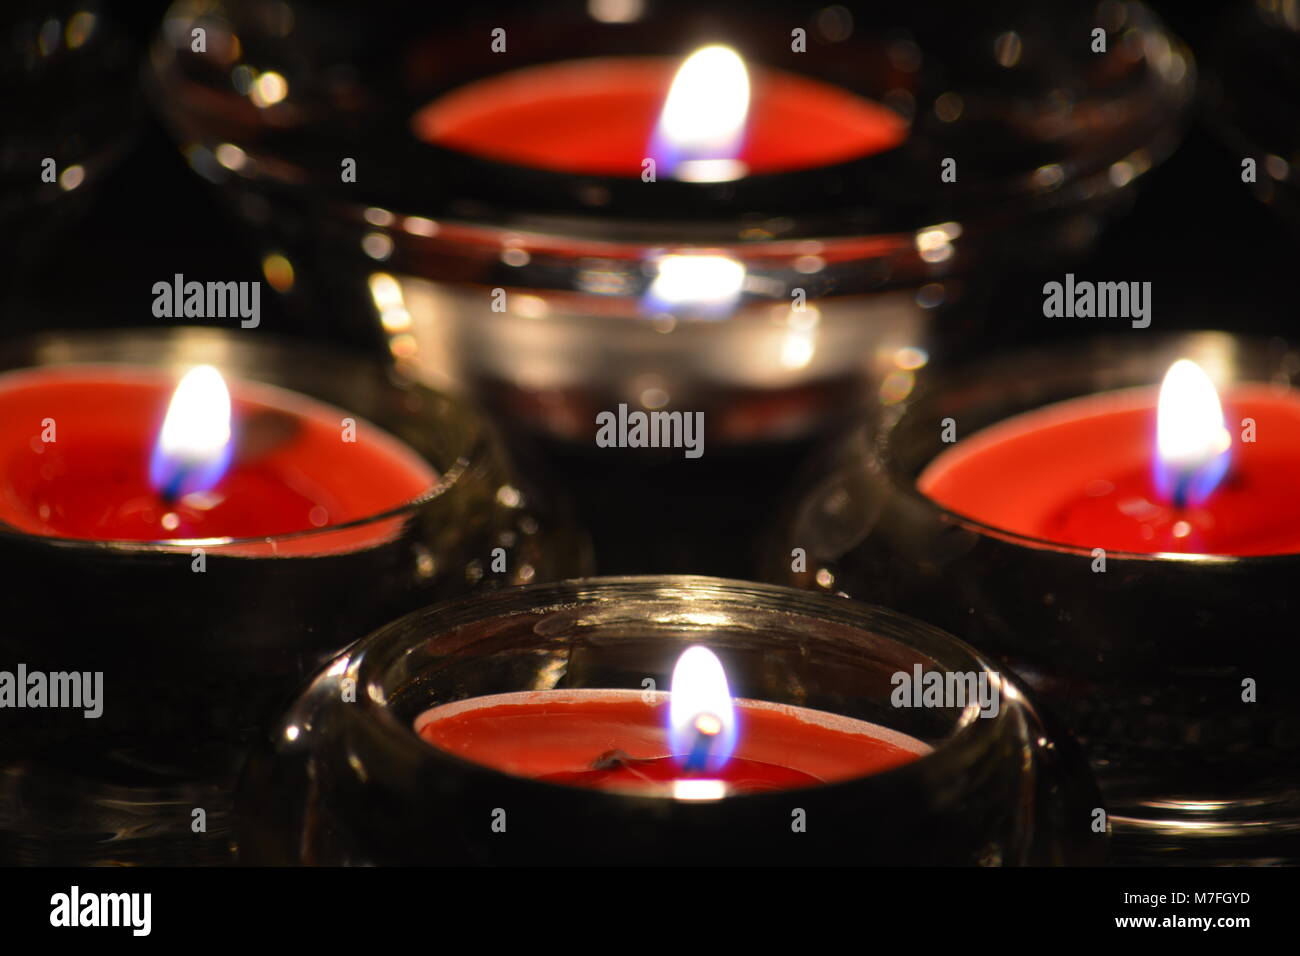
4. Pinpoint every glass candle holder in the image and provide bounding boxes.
[0,326,584,863]
[1205,1,1300,228]
[0,1,140,294]
[146,0,1193,445]
[765,331,1300,863]
[240,575,1103,865]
